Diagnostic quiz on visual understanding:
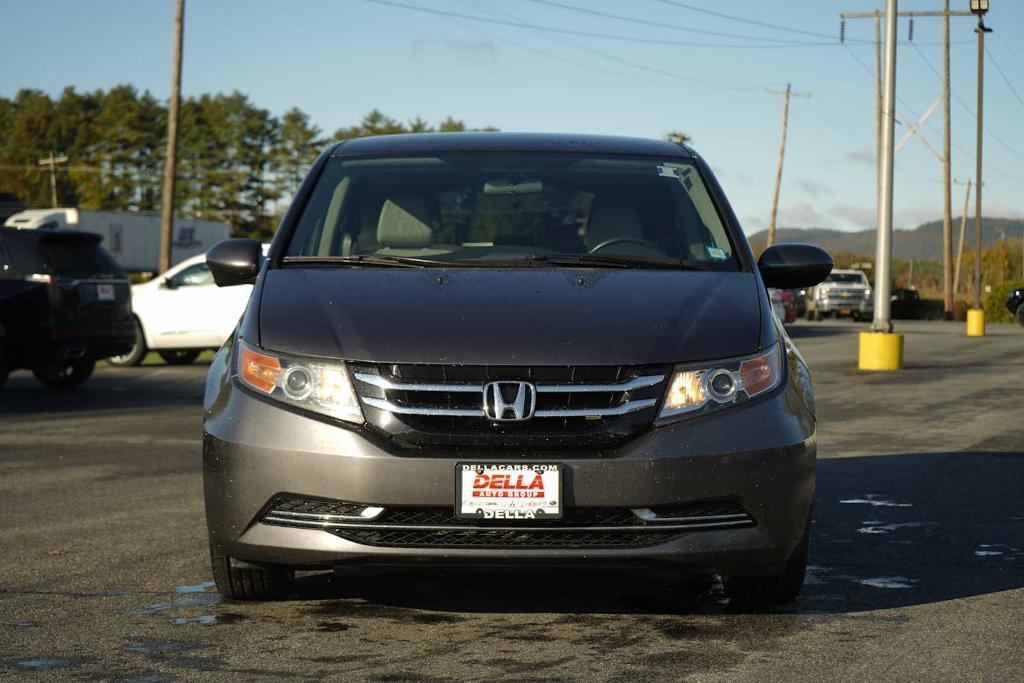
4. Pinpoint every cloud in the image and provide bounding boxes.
[778,200,828,227]
[831,203,877,229]
[411,38,497,69]
[847,148,875,166]
[797,178,833,197]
